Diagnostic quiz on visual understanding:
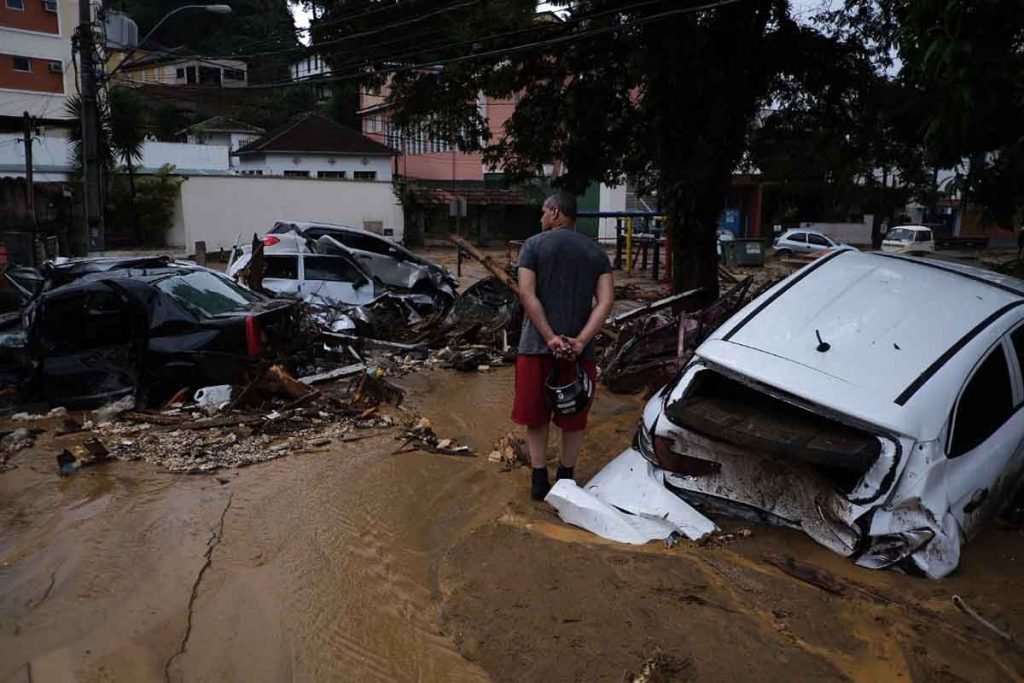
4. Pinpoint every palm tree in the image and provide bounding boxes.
[107,87,147,241]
